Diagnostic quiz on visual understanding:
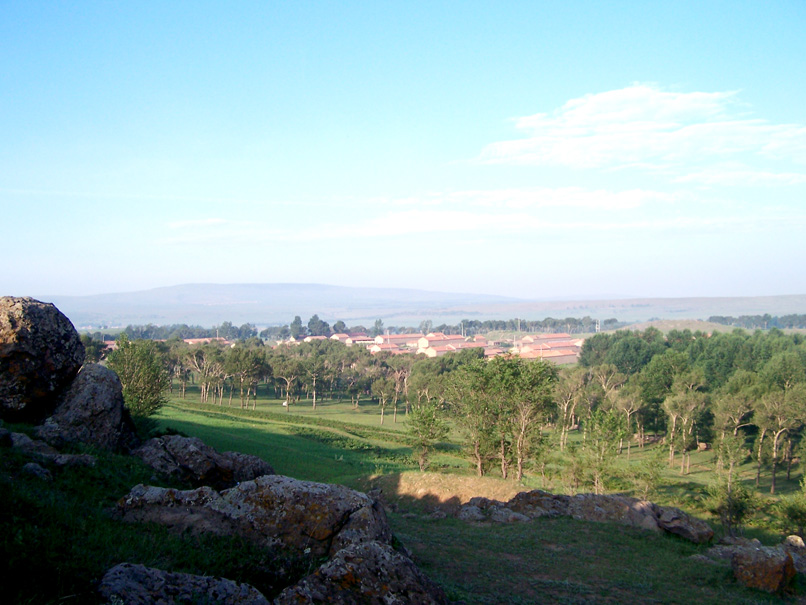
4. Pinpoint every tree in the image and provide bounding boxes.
[107,333,170,418]
[307,314,331,337]
[580,407,628,494]
[332,320,347,333]
[289,316,305,339]
[80,333,107,363]
[370,319,385,338]
[407,399,449,471]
